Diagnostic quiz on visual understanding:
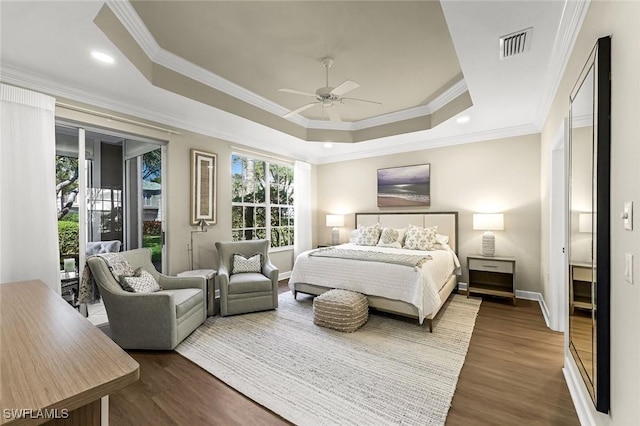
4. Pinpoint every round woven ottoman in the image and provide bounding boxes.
[313,289,369,332]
